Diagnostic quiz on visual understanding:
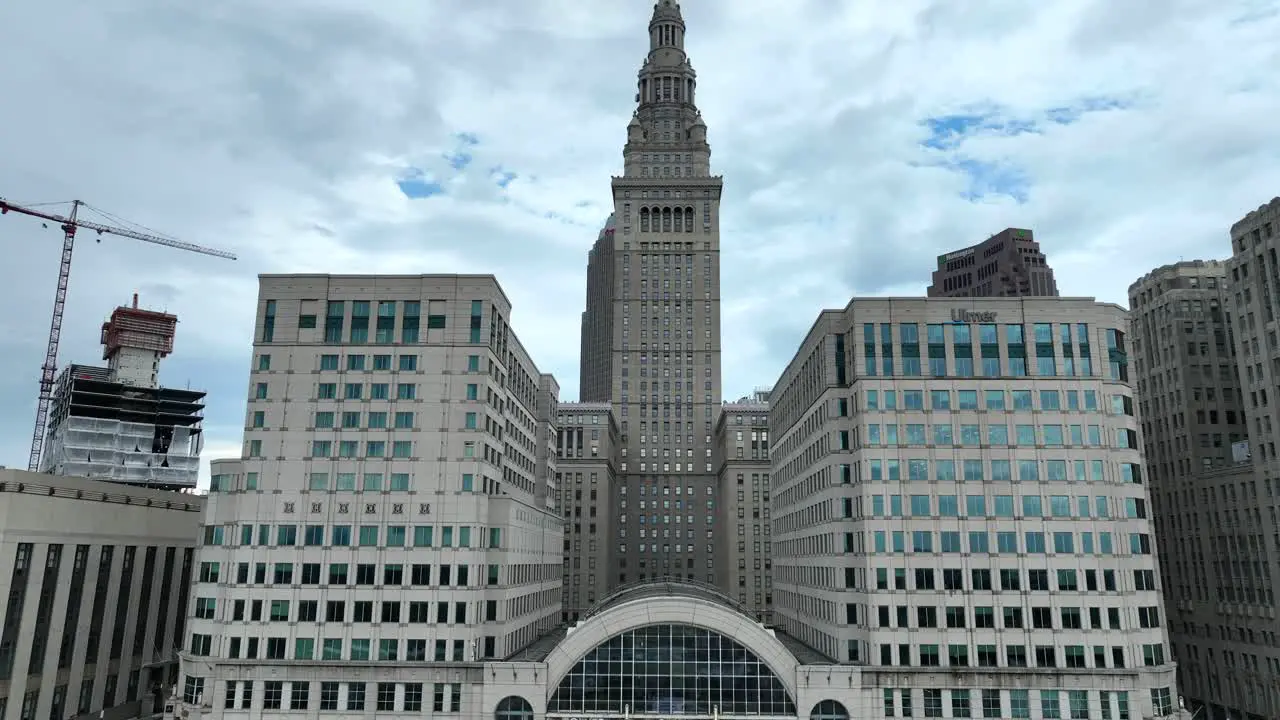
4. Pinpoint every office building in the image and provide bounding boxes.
[173,274,564,717]
[1145,197,1280,720]
[0,468,203,720]
[1226,197,1280,470]
[927,228,1060,298]
[714,393,773,623]
[576,0,724,584]
[1128,261,1246,475]
[554,402,620,622]
[769,296,1182,719]
[578,219,617,404]
[163,260,927,720]
[1127,260,1259,719]
[40,295,206,488]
